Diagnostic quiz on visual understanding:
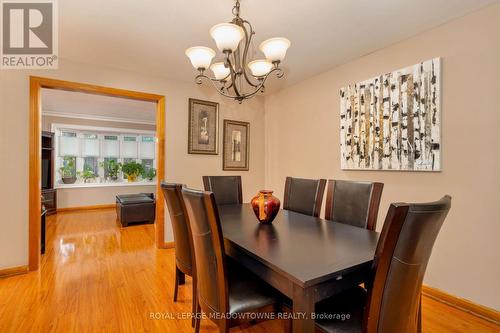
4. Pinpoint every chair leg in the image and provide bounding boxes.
[418,294,423,333]
[191,275,197,327]
[173,266,185,302]
[194,302,201,333]
[178,268,185,285]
